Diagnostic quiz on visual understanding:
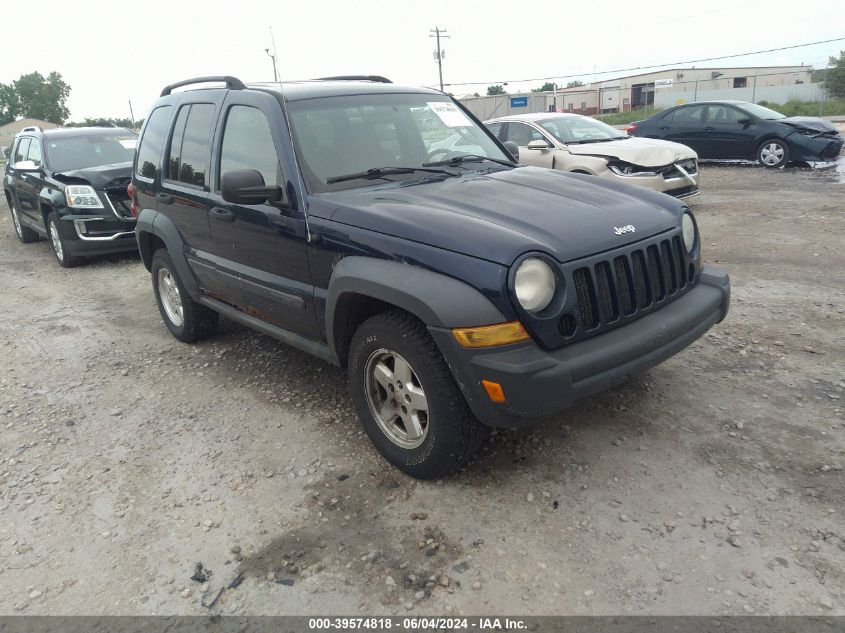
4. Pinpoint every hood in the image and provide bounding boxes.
[779,116,838,134]
[565,137,697,166]
[52,162,132,190]
[316,167,683,266]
